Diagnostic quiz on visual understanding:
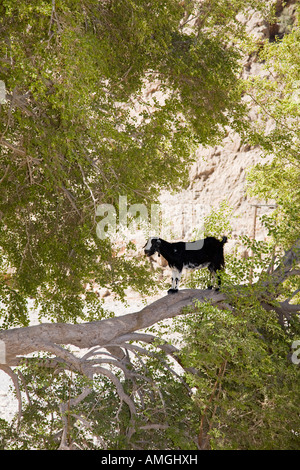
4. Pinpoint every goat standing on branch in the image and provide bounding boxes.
[144,236,228,294]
